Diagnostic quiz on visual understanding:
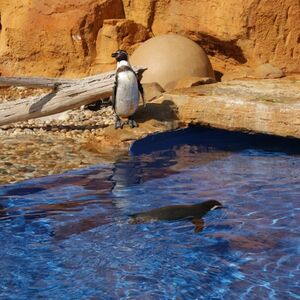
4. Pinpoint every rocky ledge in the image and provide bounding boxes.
[85,77,300,153]
[0,77,299,184]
